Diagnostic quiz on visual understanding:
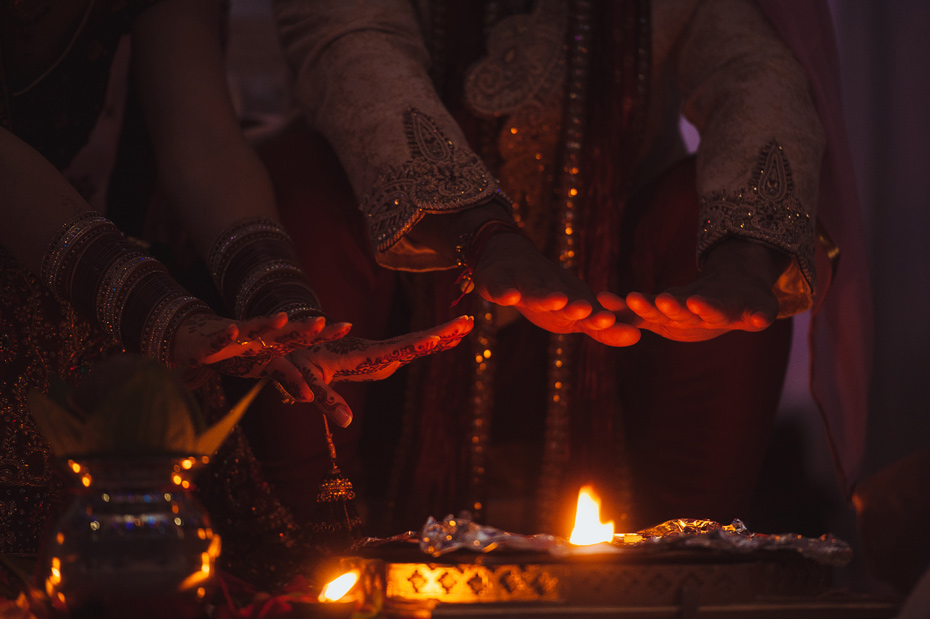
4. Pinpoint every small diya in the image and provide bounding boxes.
[317,487,898,618]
